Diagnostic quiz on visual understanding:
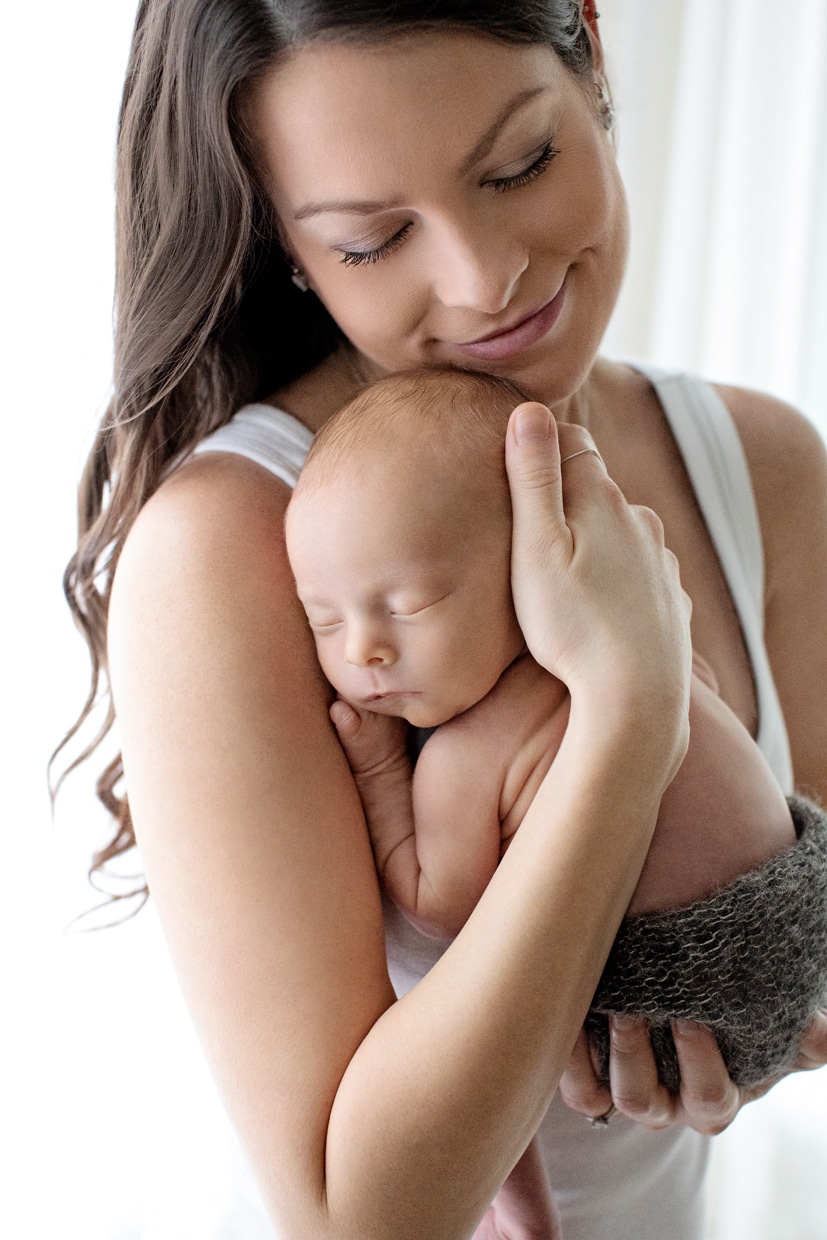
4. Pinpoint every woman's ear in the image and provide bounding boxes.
[581,2,606,76]
[580,3,613,132]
